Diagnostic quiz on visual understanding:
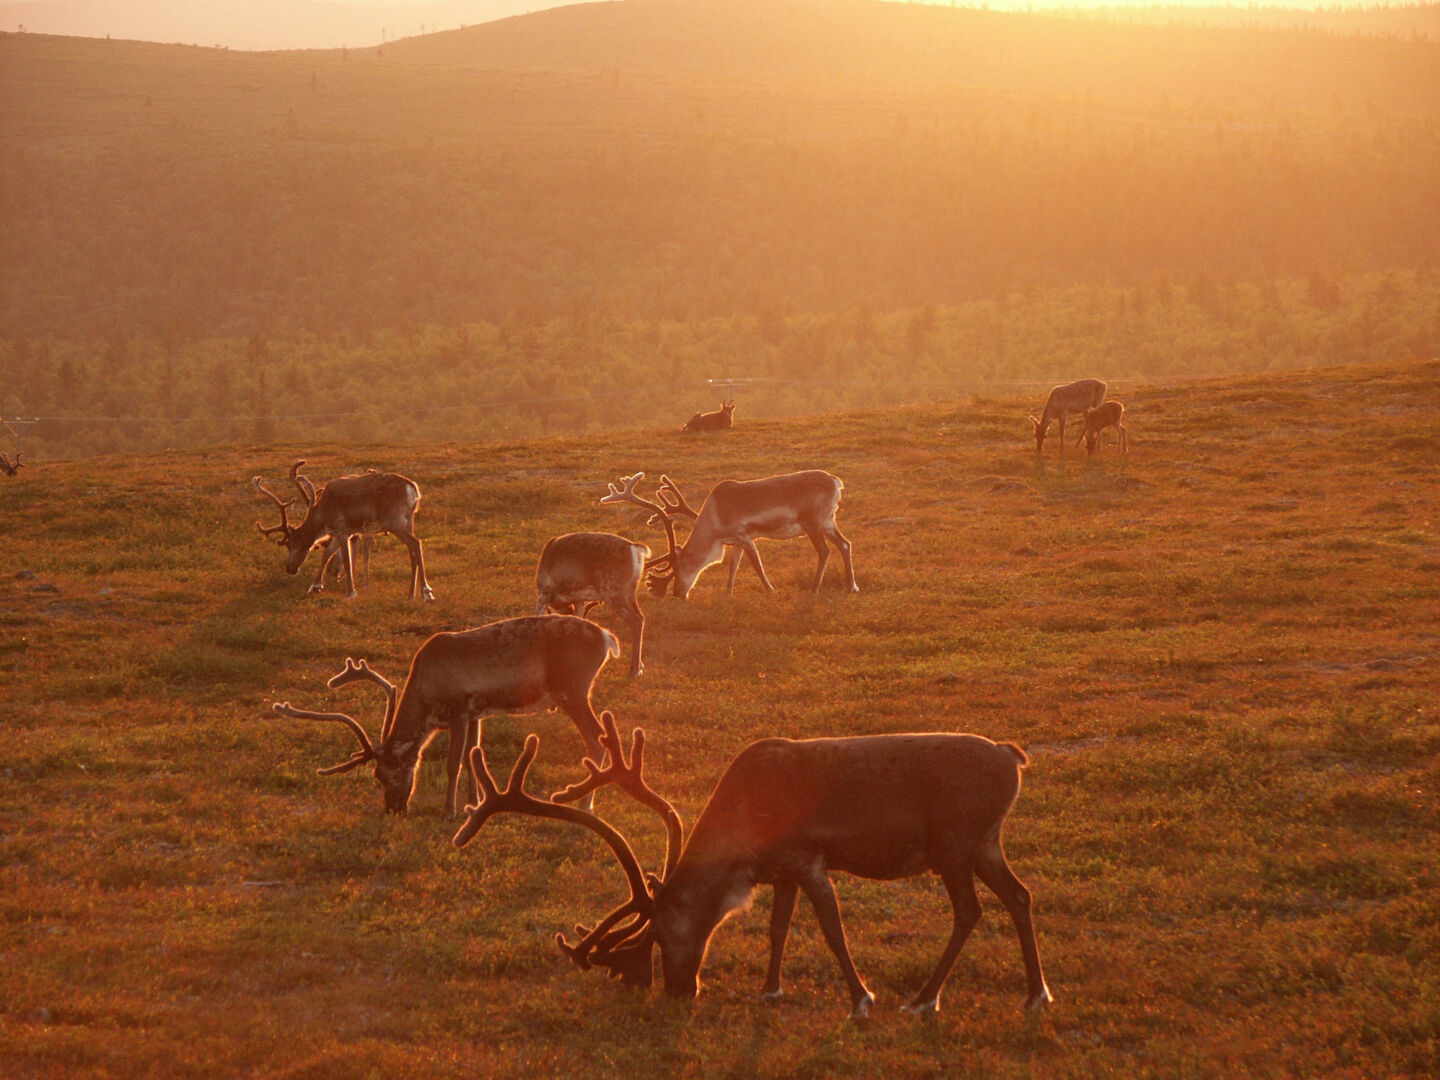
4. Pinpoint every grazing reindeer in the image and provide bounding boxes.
[602,471,857,598]
[535,532,652,677]
[271,615,620,817]
[0,451,21,476]
[1079,401,1127,456]
[254,459,434,601]
[1029,378,1107,453]
[682,400,735,433]
[298,466,376,590]
[454,715,1052,1019]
